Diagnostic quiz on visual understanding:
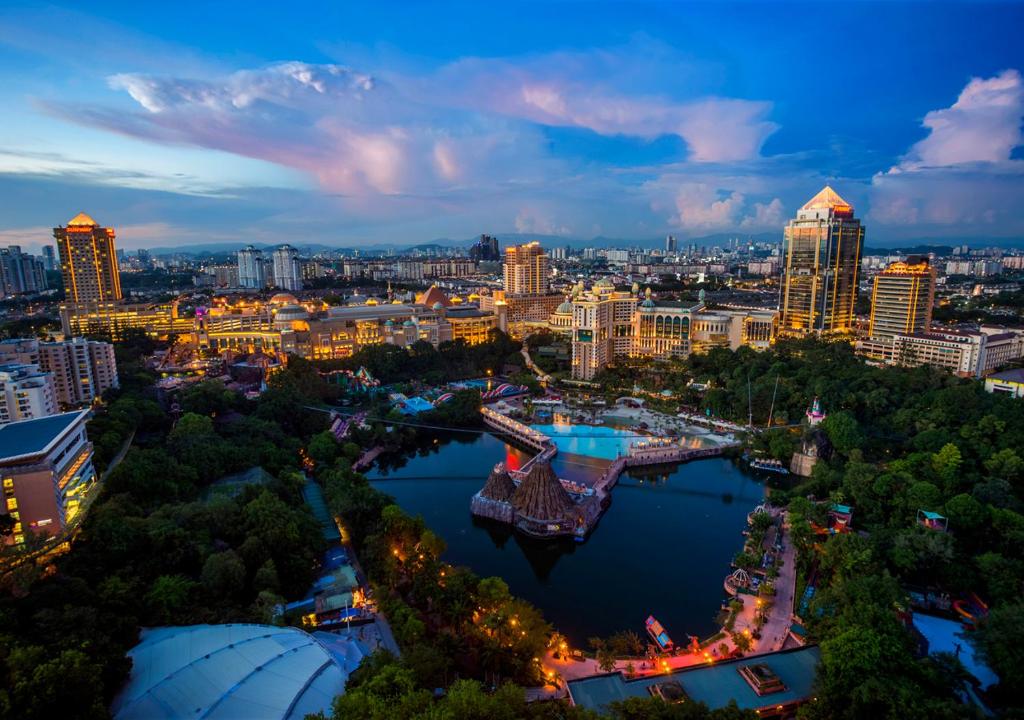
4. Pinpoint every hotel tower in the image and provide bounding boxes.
[53,213,122,303]
[868,257,936,338]
[504,242,550,296]
[780,186,863,335]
